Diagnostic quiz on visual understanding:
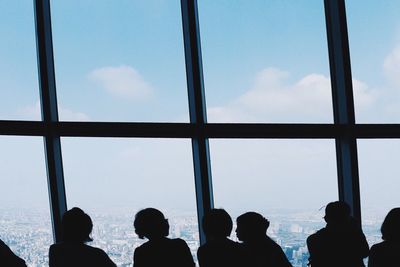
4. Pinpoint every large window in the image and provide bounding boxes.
[347,0,400,123]
[0,137,52,265]
[210,139,337,265]
[61,138,198,265]
[199,0,333,123]
[0,1,40,120]
[51,0,189,122]
[357,140,400,246]
[1,1,399,267]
